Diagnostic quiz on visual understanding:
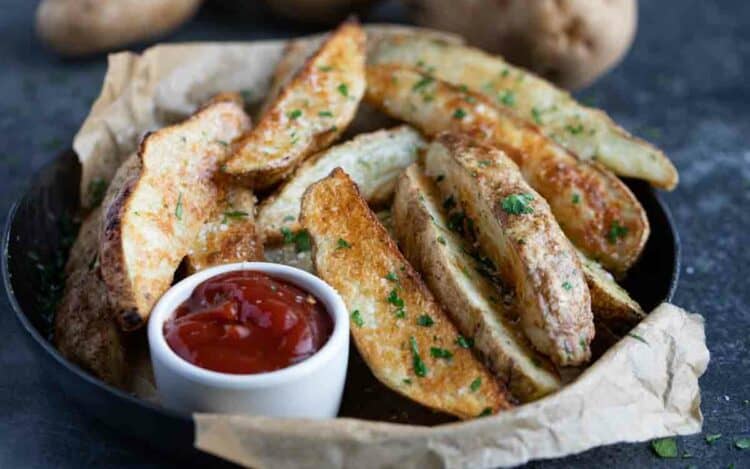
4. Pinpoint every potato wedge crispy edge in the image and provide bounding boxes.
[301,168,511,419]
